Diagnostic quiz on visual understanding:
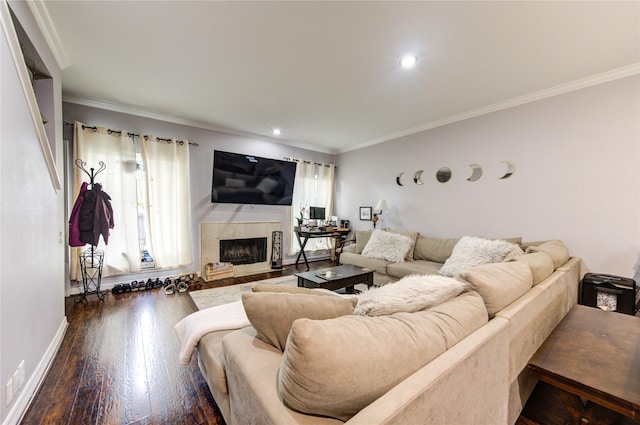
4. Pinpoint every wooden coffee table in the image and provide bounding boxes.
[295,264,374,293]
[526,304,640,424]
